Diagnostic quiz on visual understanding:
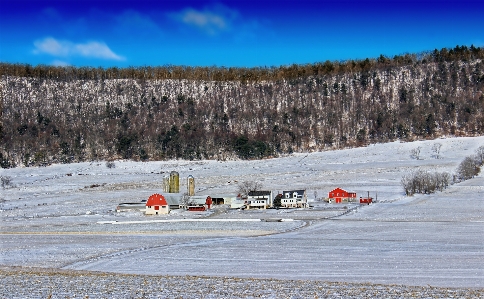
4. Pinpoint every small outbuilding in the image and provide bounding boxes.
[145,193,169,215]
[328,188,357,204]
[359,197,373,205]
[187,206,206,211]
